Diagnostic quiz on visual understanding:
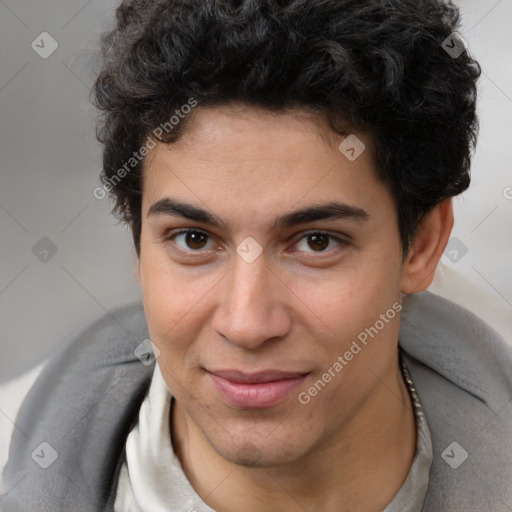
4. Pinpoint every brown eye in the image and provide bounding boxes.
[184,231,209,250]
[169,230,215,252]
[307,233,330,251]
[293,231,346,254]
